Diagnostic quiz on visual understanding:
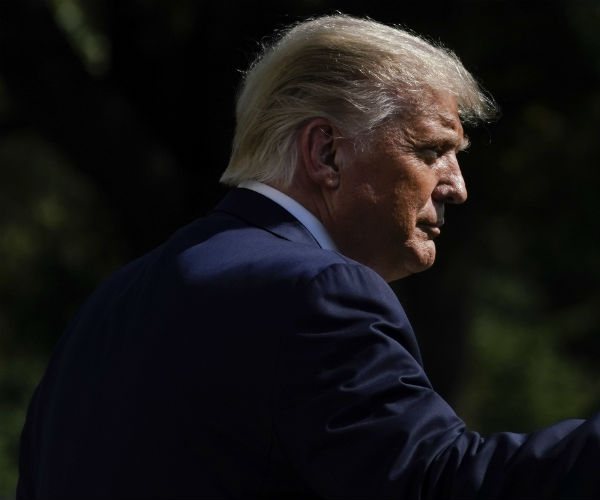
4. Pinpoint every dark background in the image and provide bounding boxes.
[1,0,600,495]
